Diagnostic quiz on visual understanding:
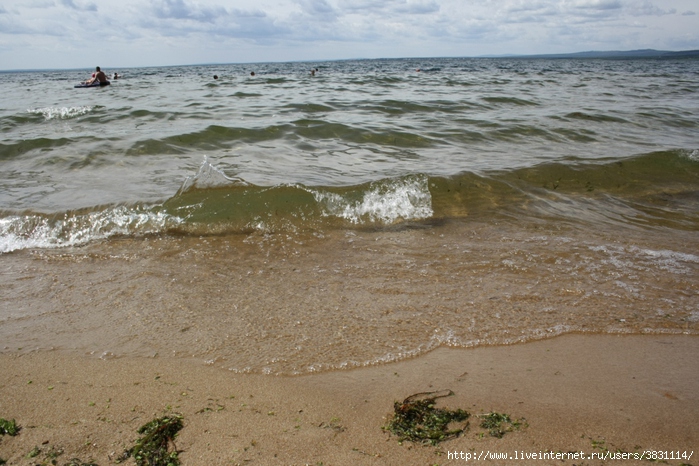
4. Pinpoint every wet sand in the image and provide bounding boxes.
[2,222,697,376]
[1,334,697,465]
